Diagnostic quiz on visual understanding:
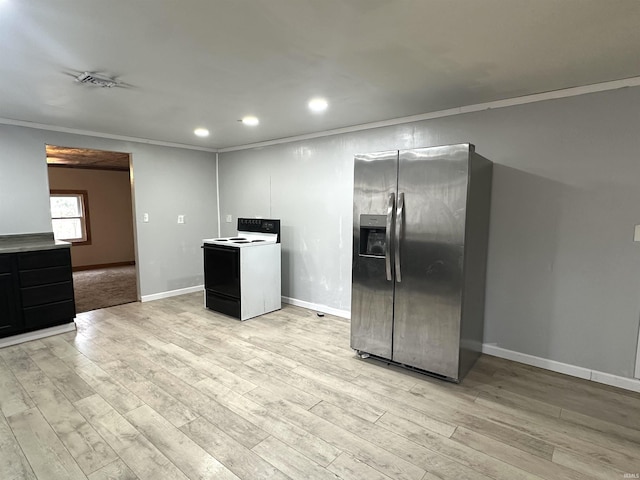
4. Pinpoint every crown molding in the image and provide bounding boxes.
[0,118,218,153]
